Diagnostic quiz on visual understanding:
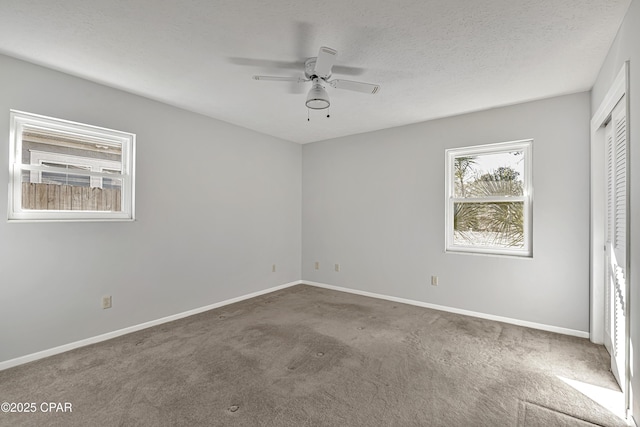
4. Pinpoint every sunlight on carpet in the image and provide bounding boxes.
[519,401,605,426]
[557,376,625,421]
